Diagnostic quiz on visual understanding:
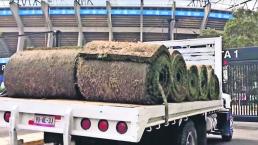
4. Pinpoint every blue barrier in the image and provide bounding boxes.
[0,7,233,19]
[0,58,9,64]
[0,75,3,84]
[209,12,232,19]
[19,9,42,15]
[0,58,8,85]
[81,9,106,15]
